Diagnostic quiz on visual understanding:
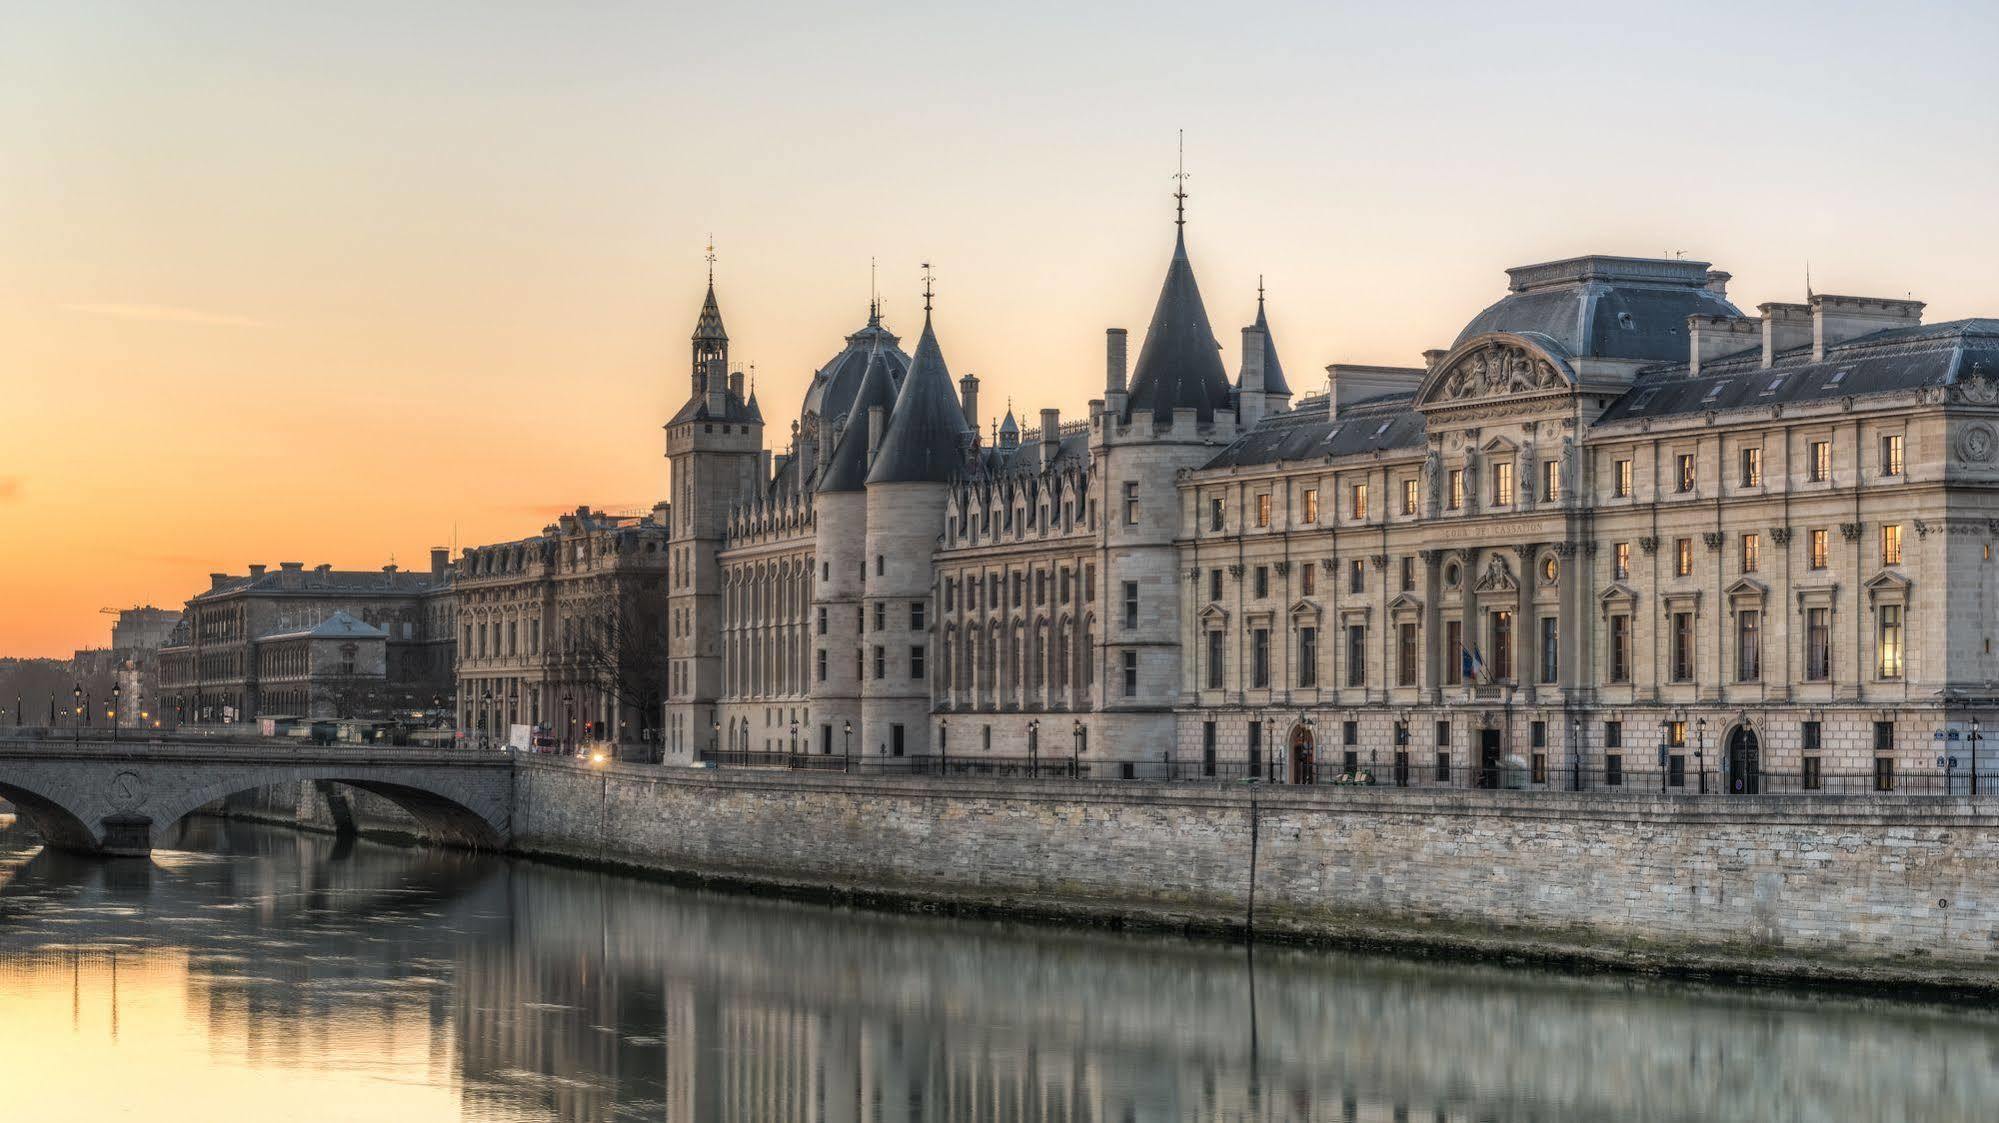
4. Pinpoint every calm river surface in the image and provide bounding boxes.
[2,813,1997,1122]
